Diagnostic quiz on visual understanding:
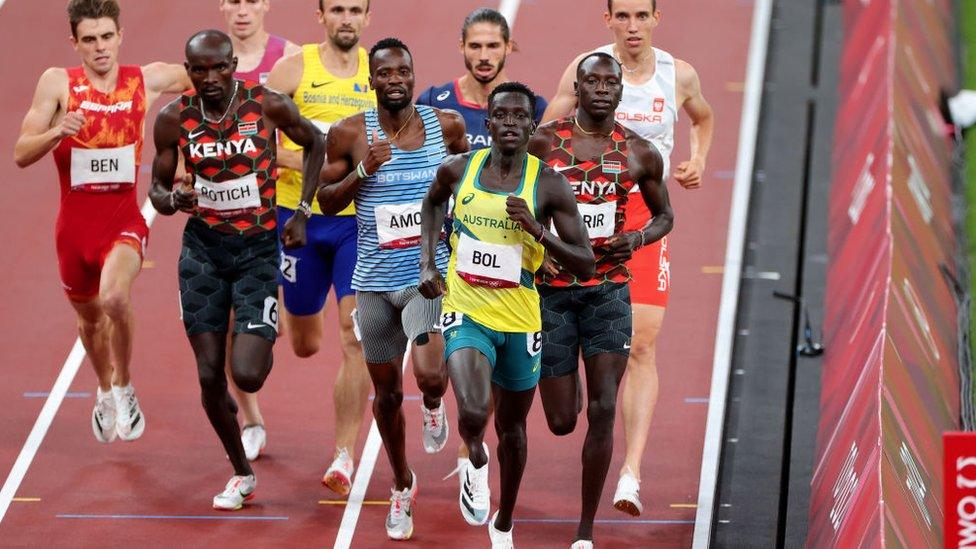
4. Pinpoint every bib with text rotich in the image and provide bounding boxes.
[194,173,262,215]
